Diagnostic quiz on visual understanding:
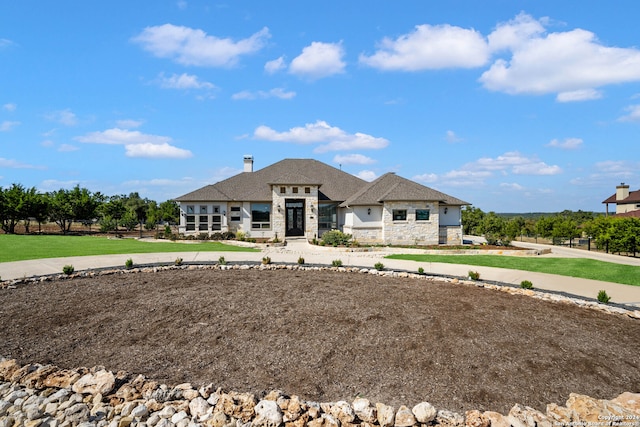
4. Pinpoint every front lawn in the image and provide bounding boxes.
[0,234,258,263]
[385,254,640,286]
